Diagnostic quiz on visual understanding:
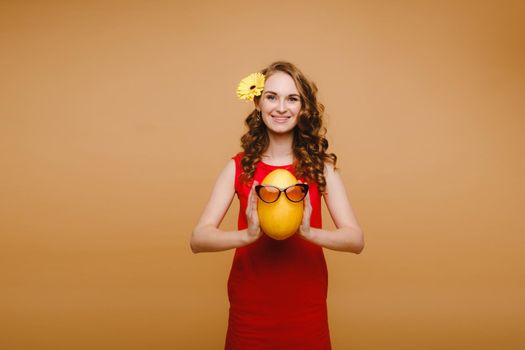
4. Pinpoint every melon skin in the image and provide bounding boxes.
[257,169,304,240]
